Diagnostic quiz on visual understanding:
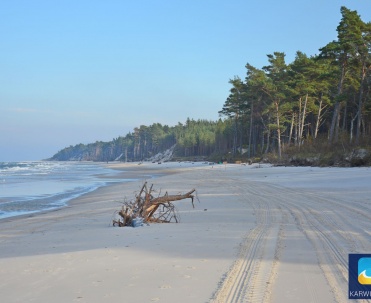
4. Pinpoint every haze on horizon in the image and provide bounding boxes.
[1,0,370,162]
